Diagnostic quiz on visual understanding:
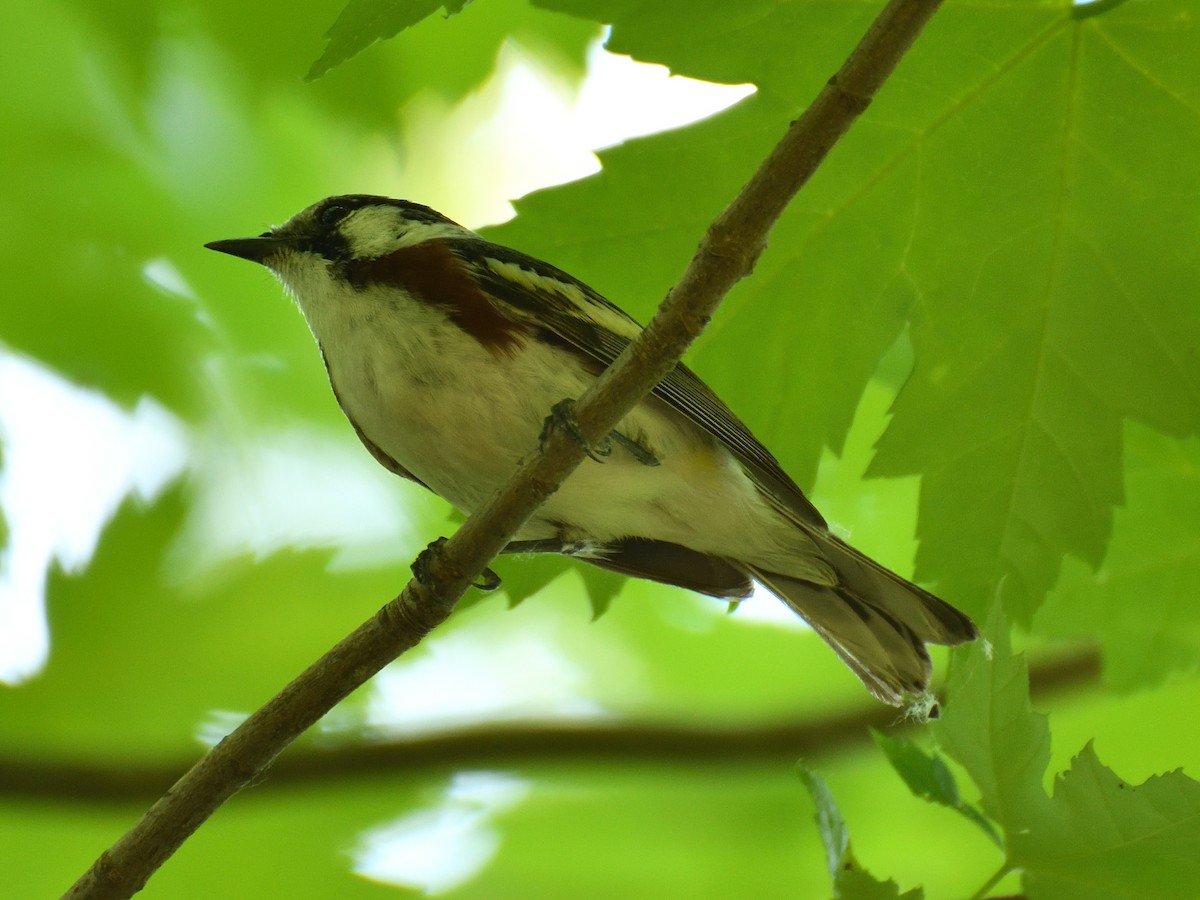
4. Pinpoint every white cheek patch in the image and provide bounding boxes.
[340,206,465,254]
[269,253,337,311]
